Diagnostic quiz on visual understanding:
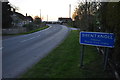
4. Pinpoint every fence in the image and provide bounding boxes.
[97,47,120,80]
[2,27,27,34]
